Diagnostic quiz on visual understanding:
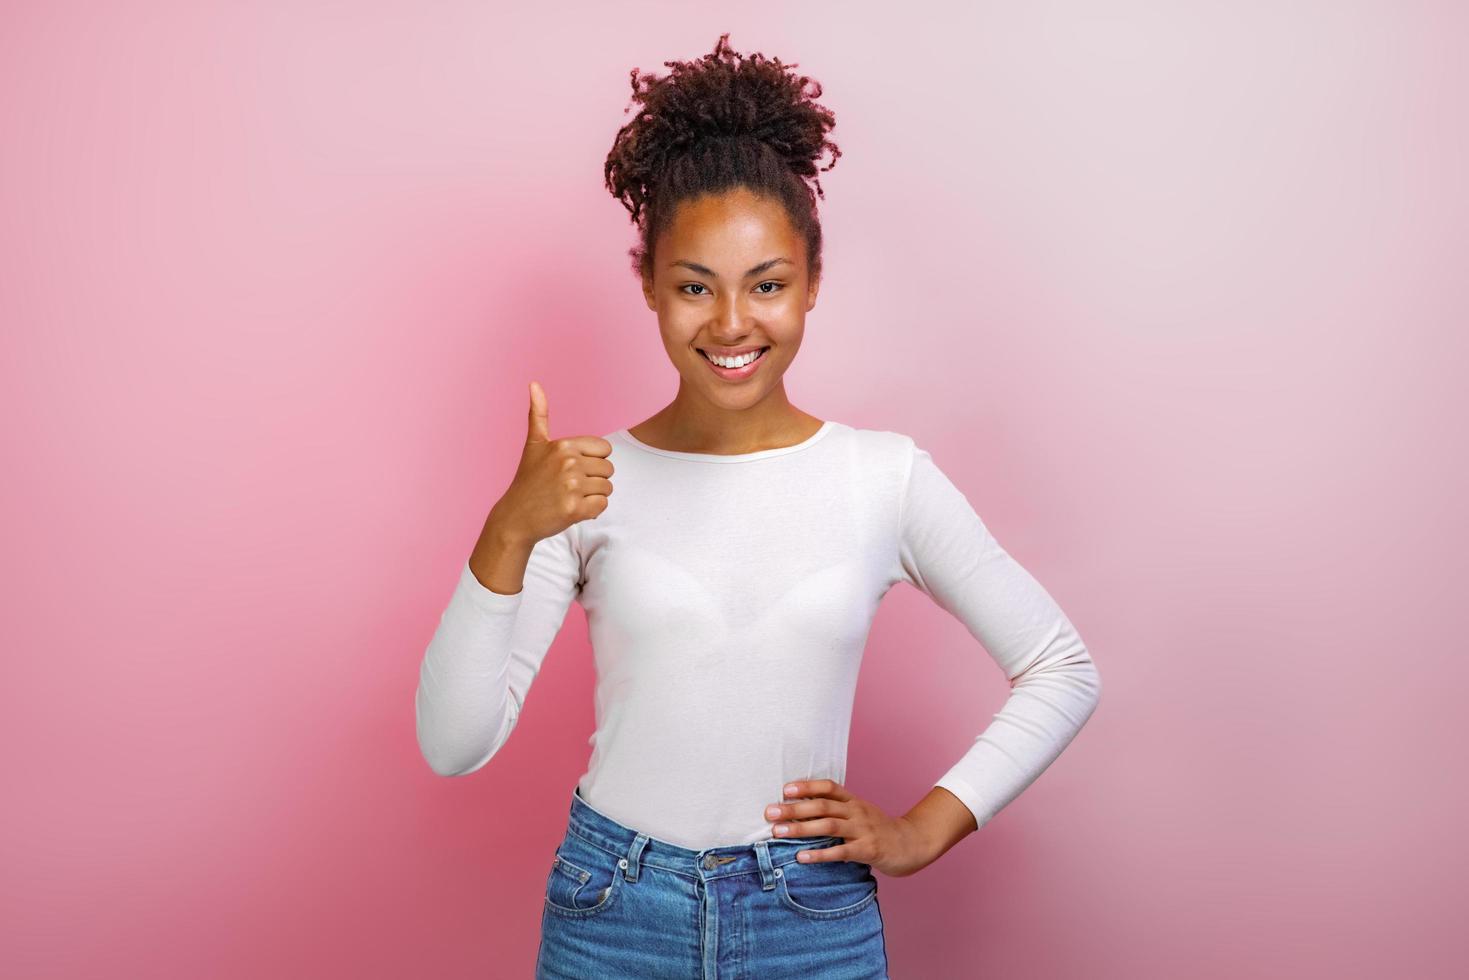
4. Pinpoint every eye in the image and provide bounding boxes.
[680,283,709,296]
[755,281,784,294]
